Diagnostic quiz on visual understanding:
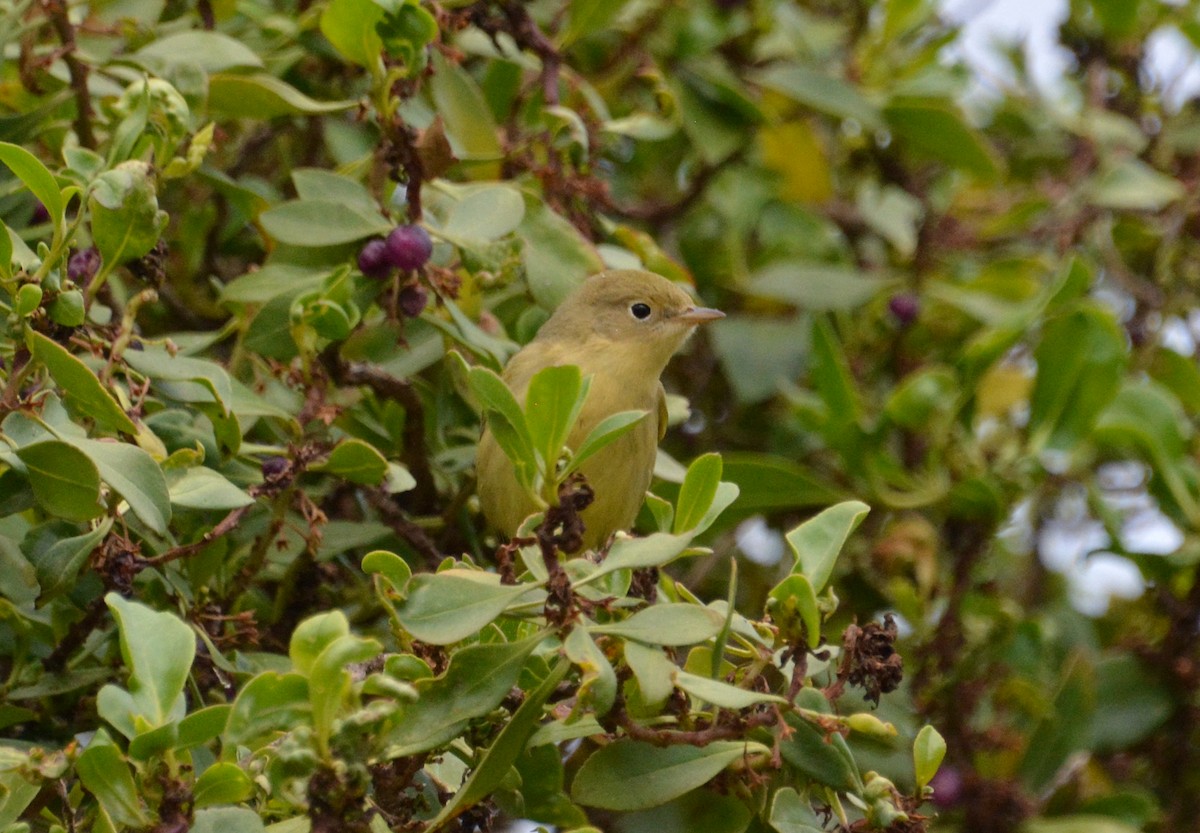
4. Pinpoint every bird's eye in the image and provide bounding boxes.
[630,302,652,320]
